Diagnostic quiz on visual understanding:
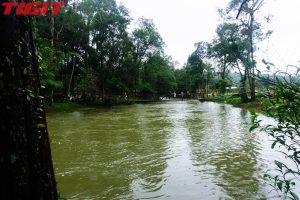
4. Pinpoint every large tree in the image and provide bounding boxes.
[185,52,206,92]
[90,0,130,100]
[141,54,177,97]
[0,2,57,200]
[208,23,239,95]
[208,22,249,101]
[227,0,266,100]
[132,17,164,95]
